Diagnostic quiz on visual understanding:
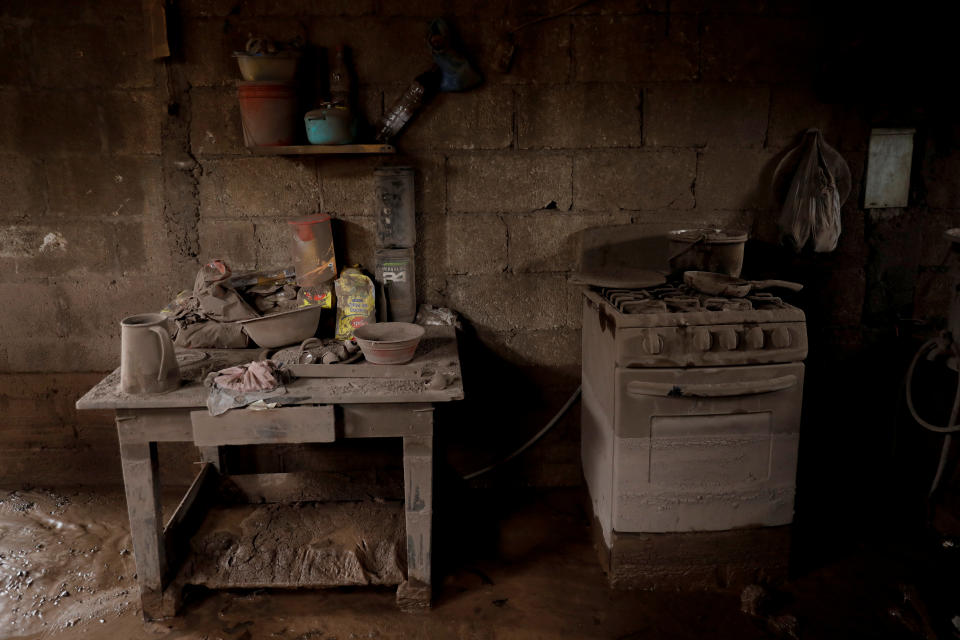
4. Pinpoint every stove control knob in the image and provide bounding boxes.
[692,329,712,351]
[644,331,664,355]
[771,327,792,349]
[745,327,764,350]
[716,329,738,351]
